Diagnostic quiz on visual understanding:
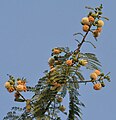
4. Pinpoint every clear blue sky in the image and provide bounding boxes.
[0,0,115,120]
